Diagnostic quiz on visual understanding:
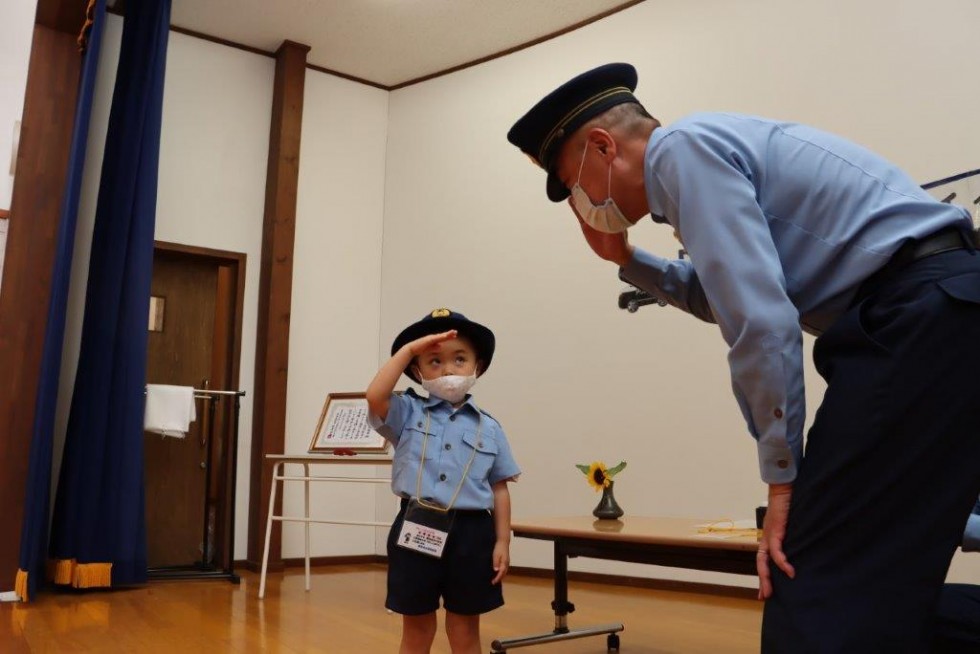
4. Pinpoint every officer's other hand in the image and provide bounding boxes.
[570,200,633,267]
[757,482,795,600]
